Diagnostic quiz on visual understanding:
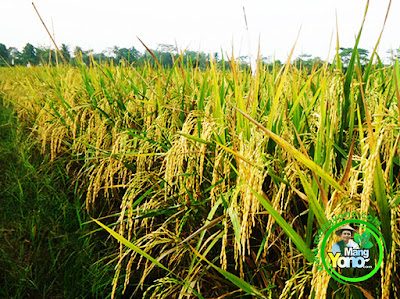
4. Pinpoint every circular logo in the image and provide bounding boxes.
[320,219,386,284]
